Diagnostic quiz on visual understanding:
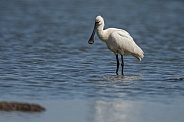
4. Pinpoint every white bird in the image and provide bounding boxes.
[88,16,144,75]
